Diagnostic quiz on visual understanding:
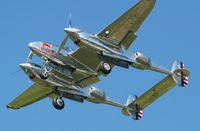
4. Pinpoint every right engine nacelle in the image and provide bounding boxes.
[132,52,151,70]
[89,87,106,100]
